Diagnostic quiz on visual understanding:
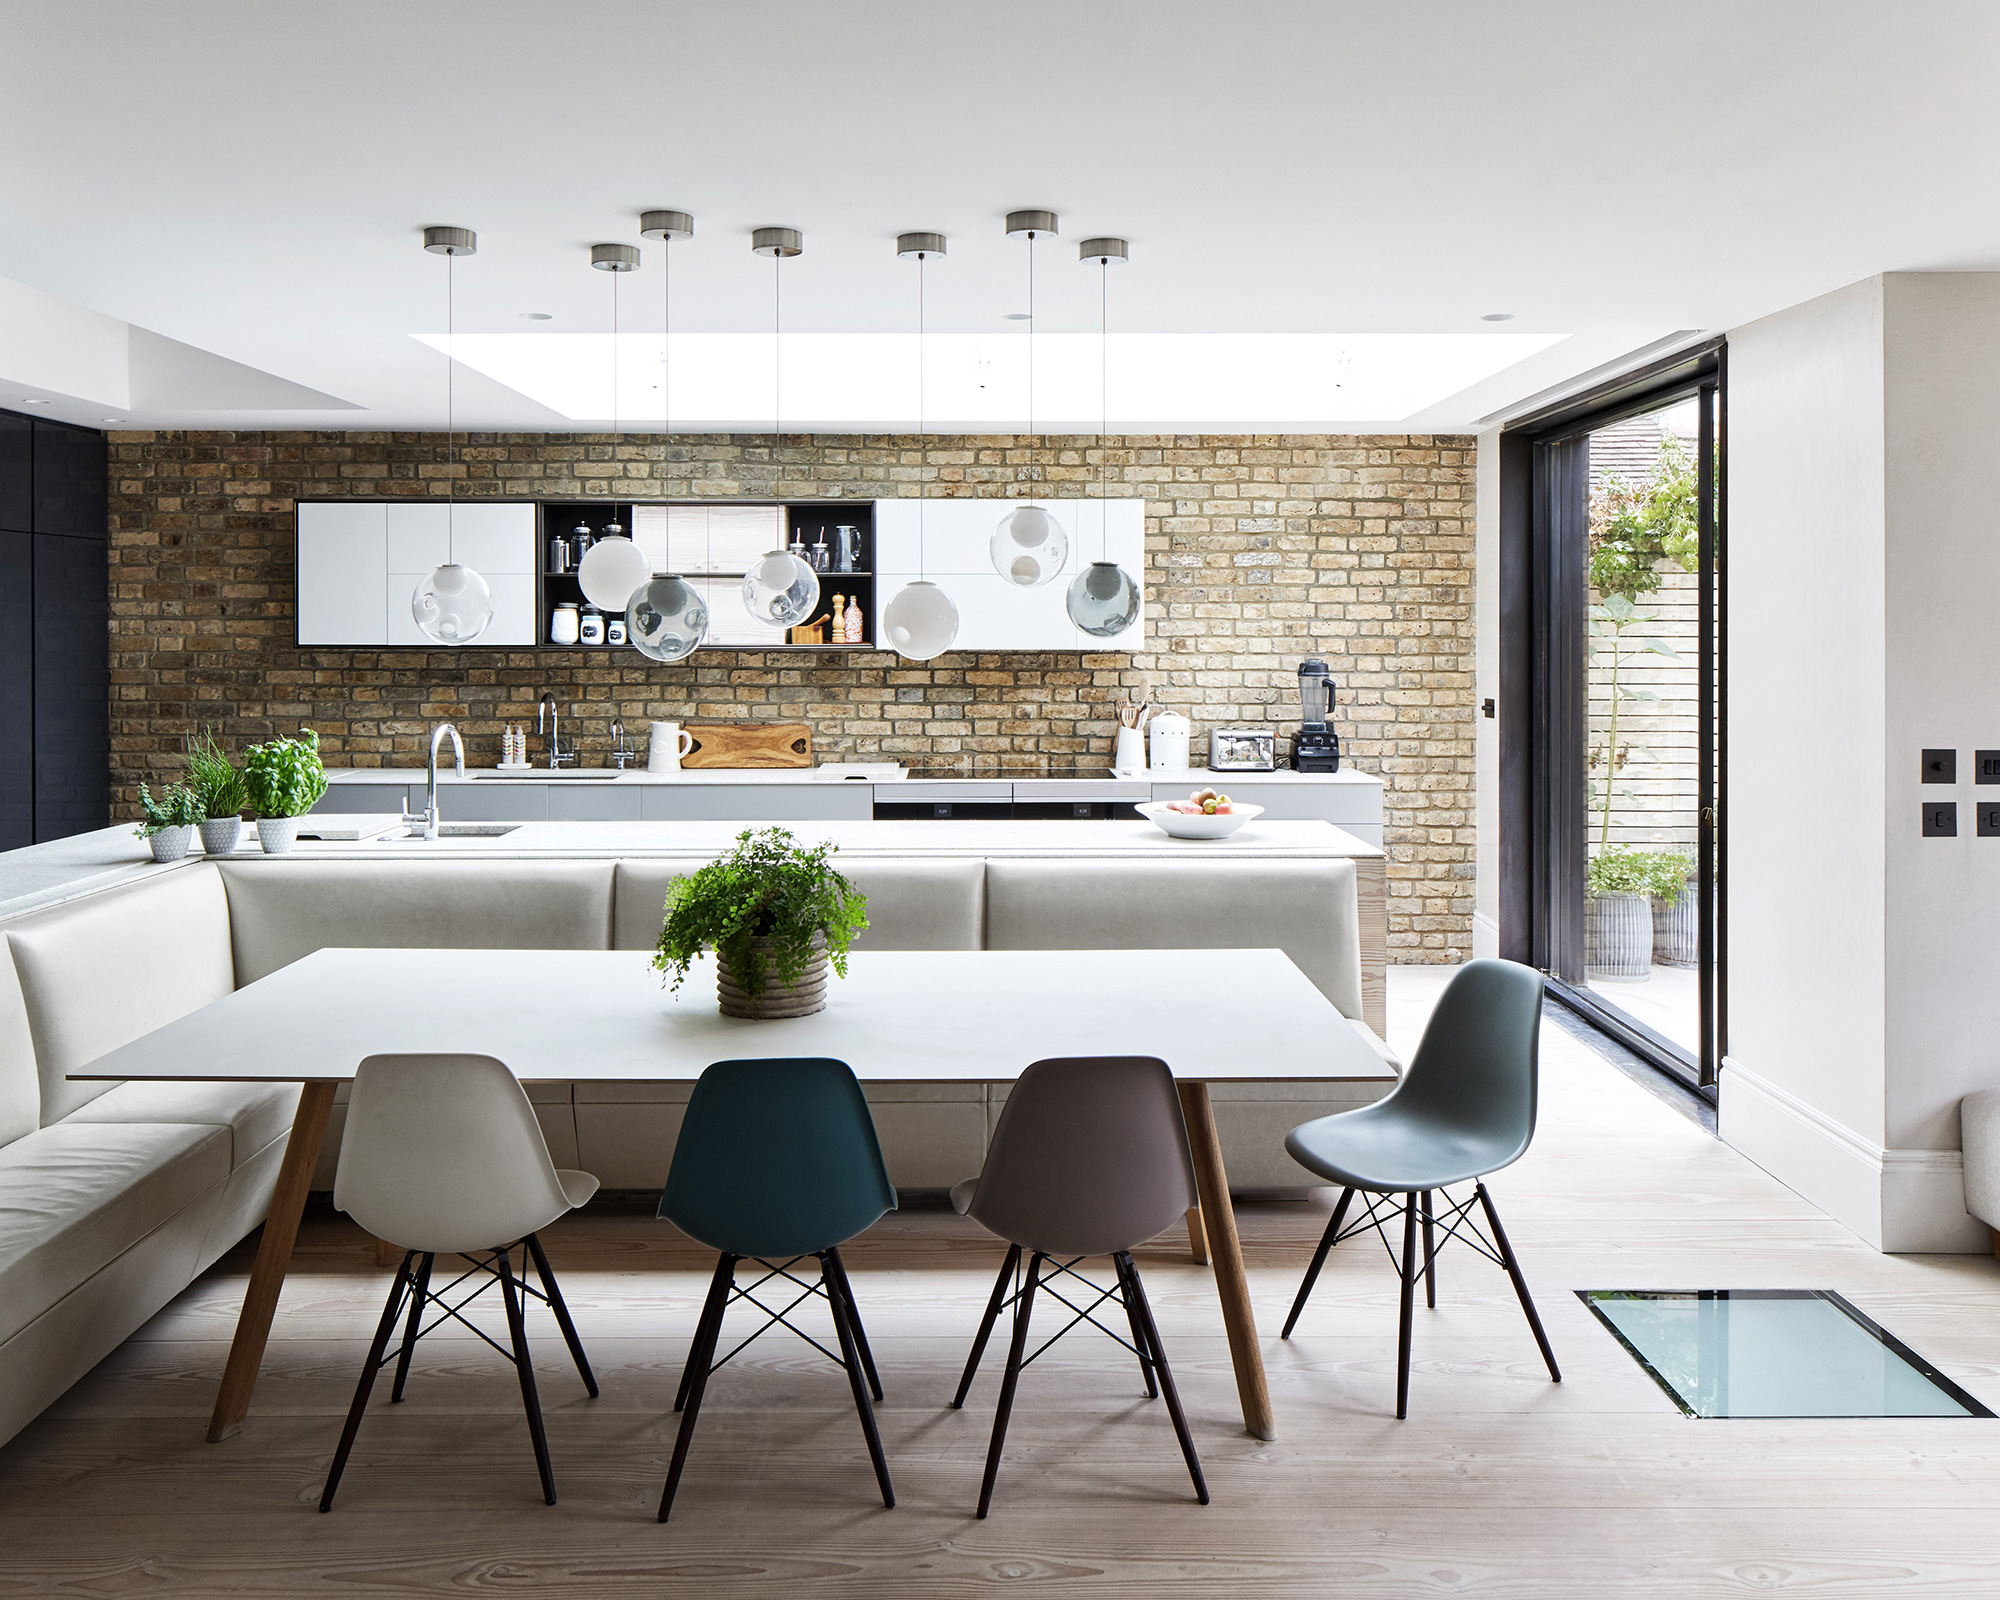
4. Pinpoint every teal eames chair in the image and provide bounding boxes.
[1280,959,1561,1418]
[654,1057,897,1522]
